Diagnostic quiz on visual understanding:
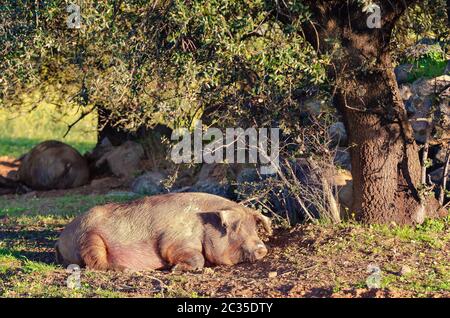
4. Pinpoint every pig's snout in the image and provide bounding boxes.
[245,242,268,263]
